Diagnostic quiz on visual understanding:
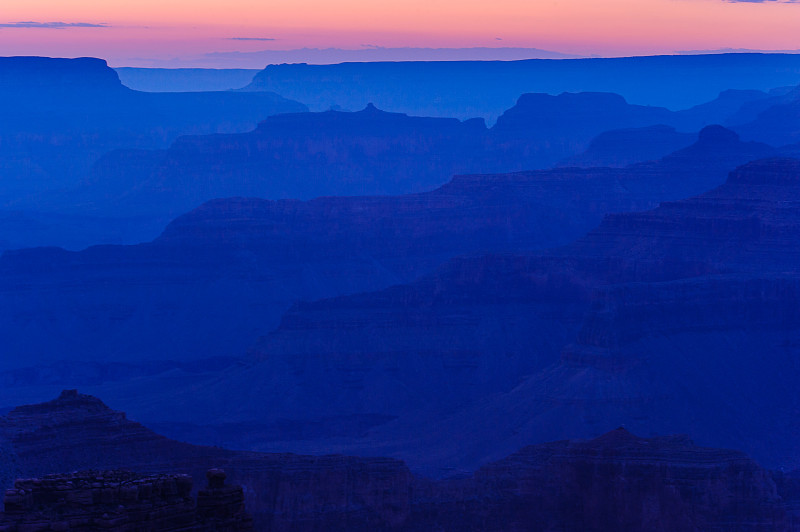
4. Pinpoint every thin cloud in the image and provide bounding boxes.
[228,37,276,41]
[677,47,800,53]
[0,21,108,29]
[723,0,799,3]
